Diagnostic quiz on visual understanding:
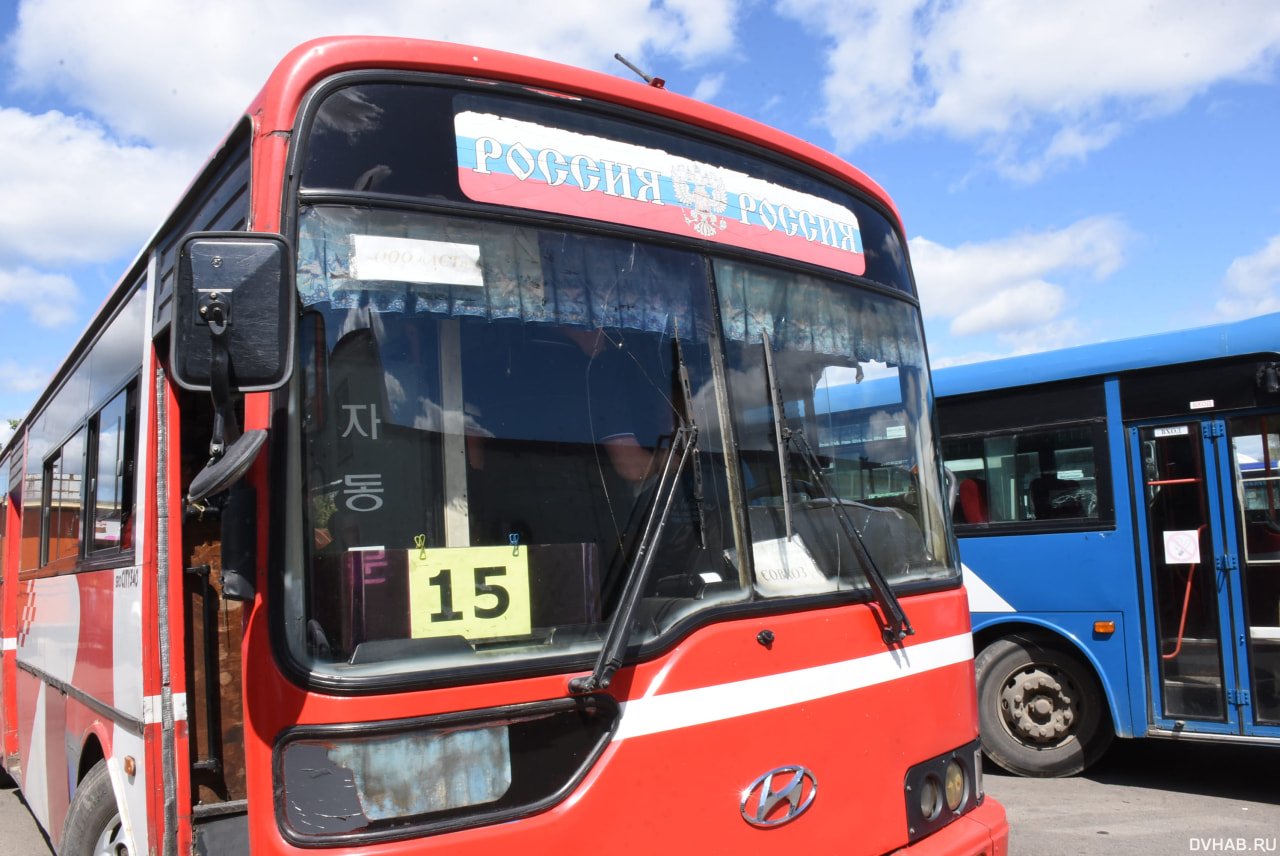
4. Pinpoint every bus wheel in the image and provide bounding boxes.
[975,635,1114,777]
[61,759,130,856]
